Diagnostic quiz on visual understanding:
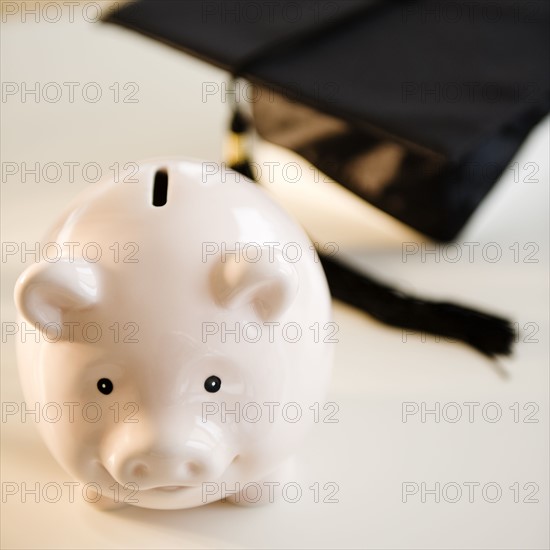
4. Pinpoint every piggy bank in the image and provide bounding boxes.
[14,158,333,510]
